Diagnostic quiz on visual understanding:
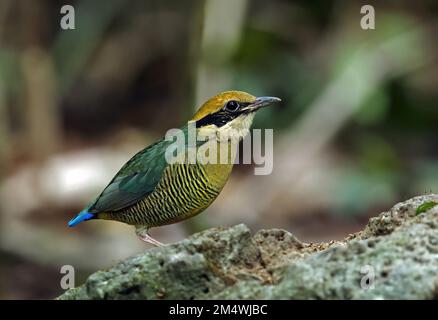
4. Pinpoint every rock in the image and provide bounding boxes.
[58,194,438,300]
